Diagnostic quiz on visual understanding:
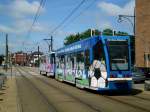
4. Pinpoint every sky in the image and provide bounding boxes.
[0,0,135,54]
